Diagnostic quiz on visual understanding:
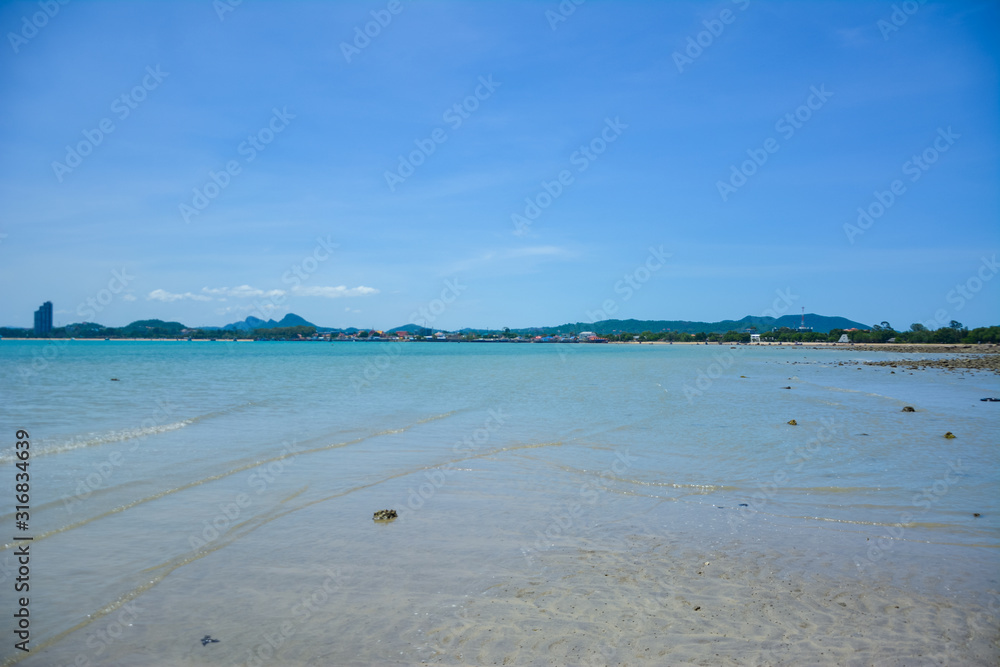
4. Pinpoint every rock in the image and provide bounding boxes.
[787,419,797,425]
[974,513,981,517]
[944,432,956,439]
[981,398,1000,402]
[373,509,398,522]
[901,406,915,412]
[110,378,119,381]
[782,386,792,389]
[200,635,219,646]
